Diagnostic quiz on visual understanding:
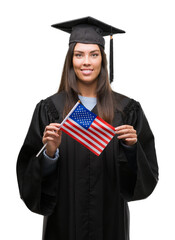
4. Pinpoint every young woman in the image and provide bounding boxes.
[17,17,159,240]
